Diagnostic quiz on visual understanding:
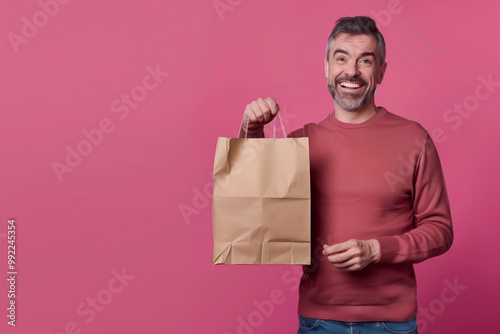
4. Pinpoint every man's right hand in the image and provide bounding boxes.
[239,97,279,138]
